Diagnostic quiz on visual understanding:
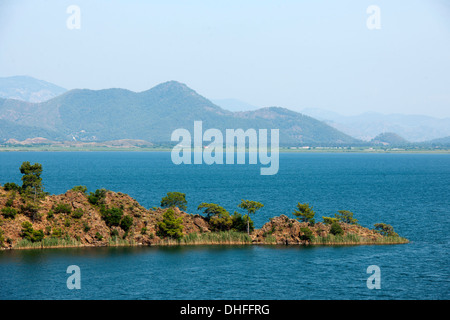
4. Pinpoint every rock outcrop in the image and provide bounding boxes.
[0,188,407,249]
